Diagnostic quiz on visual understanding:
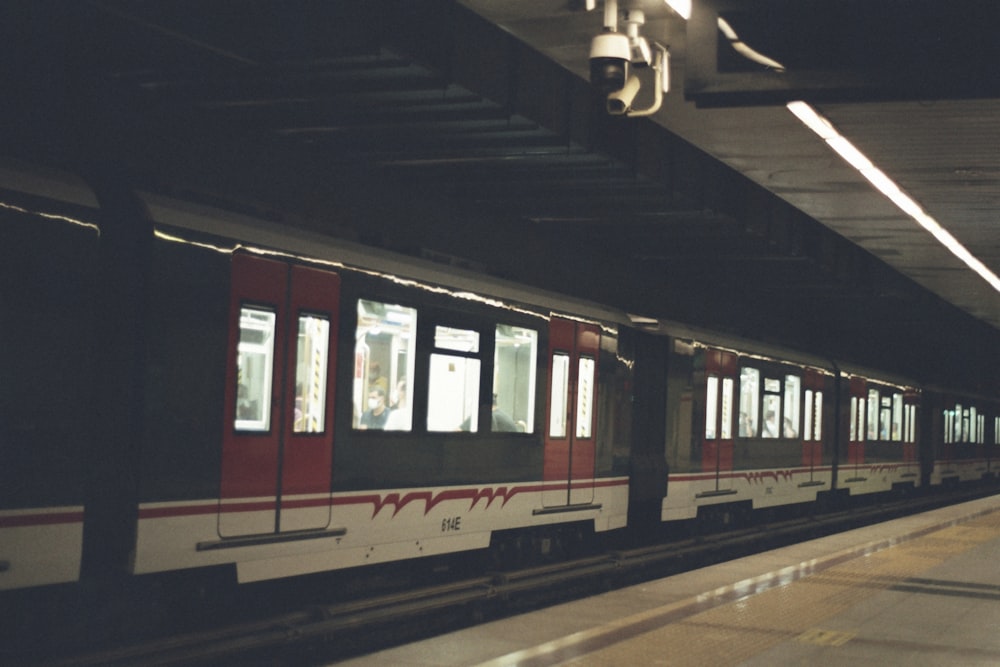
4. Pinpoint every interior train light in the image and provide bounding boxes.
[787,100,1000,294]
